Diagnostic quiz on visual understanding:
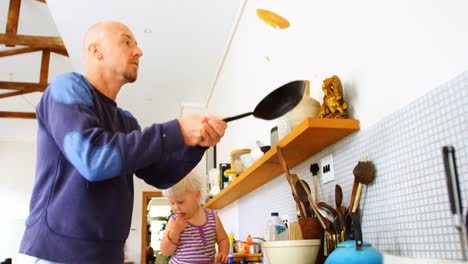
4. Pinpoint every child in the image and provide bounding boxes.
[160,173,230,264]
